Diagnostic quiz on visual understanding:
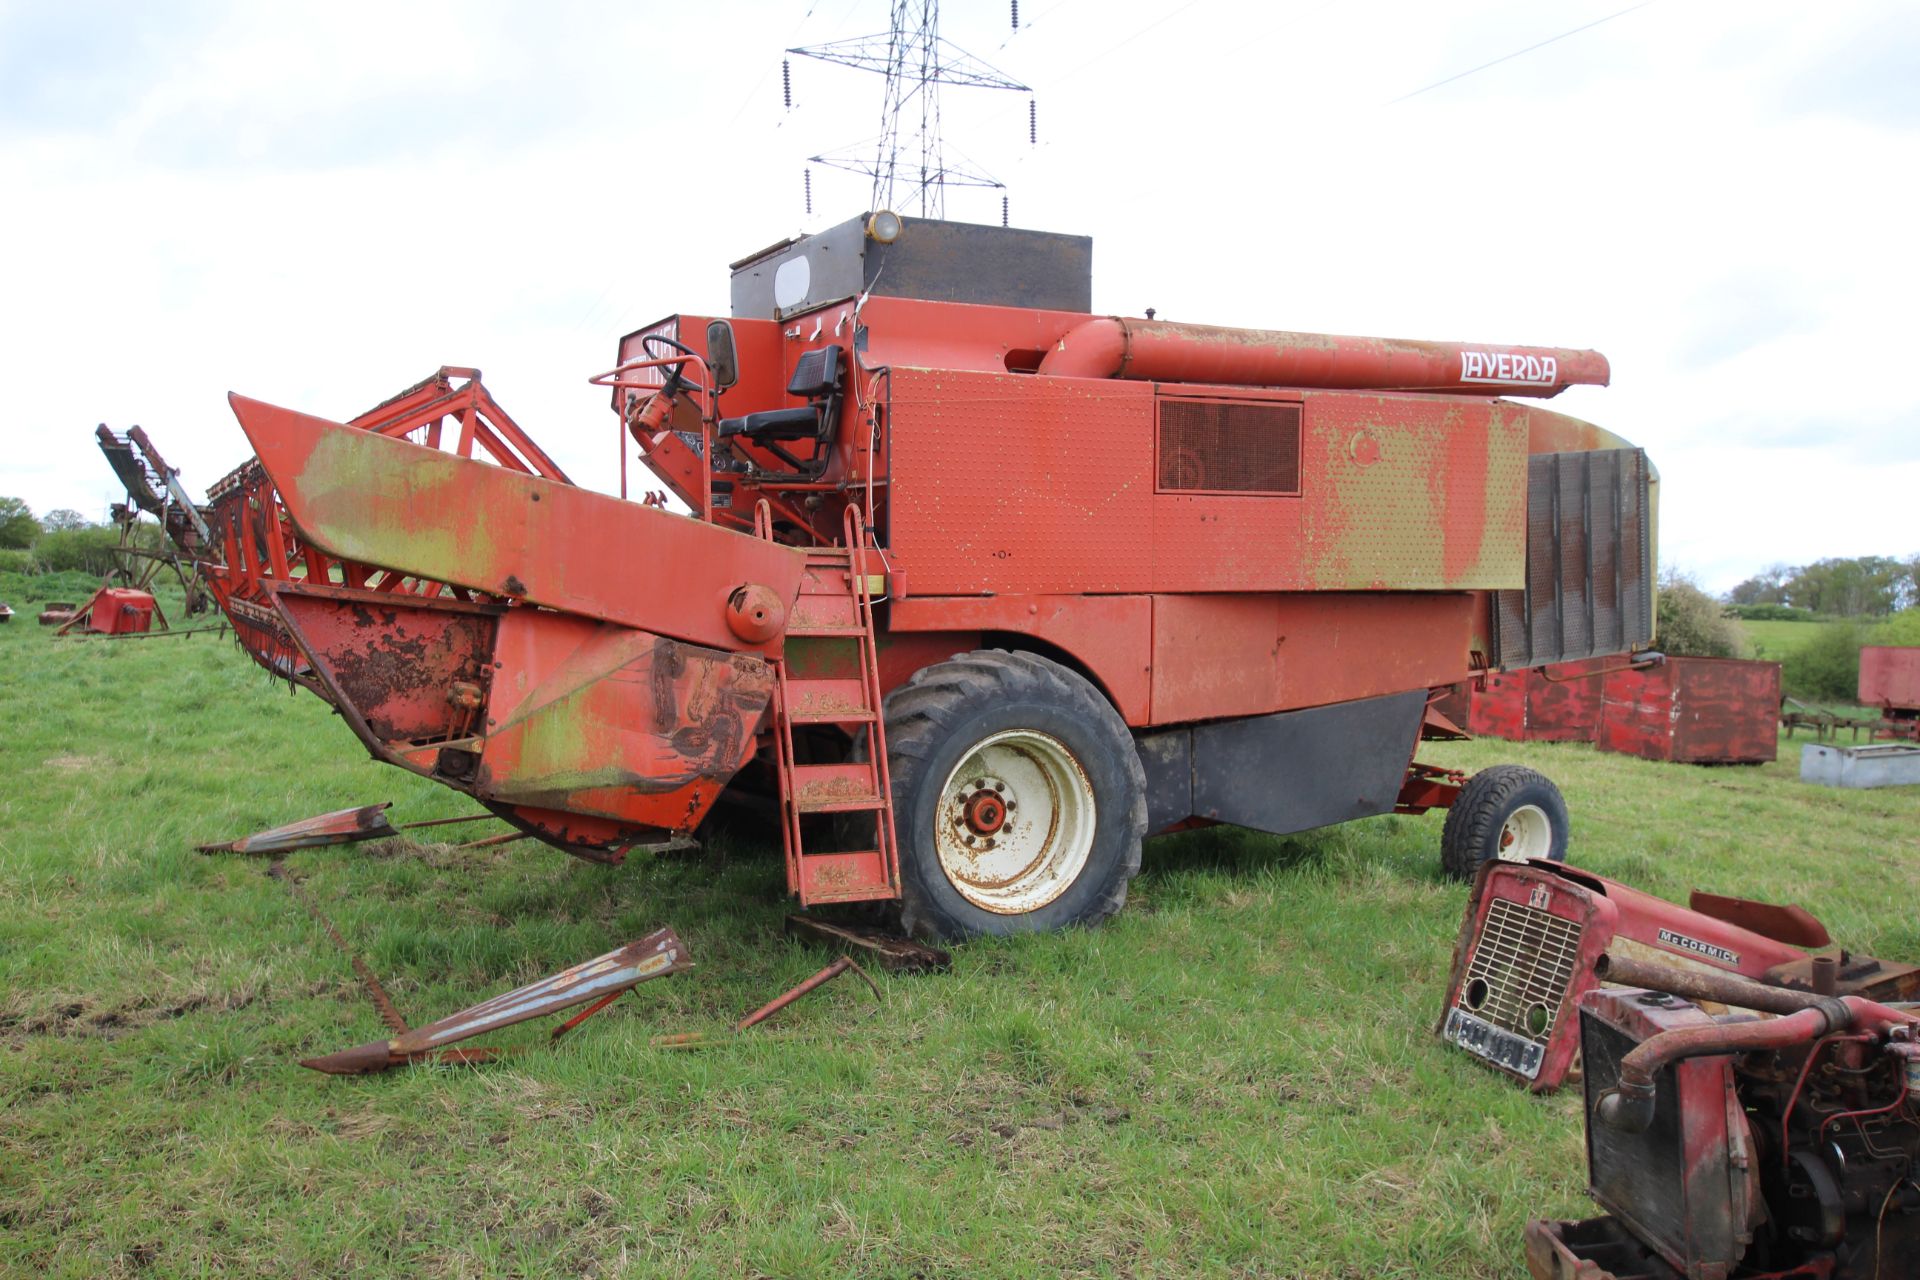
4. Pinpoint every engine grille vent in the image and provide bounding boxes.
[1156,399,1301,494]
[1459,898,1583,1043]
